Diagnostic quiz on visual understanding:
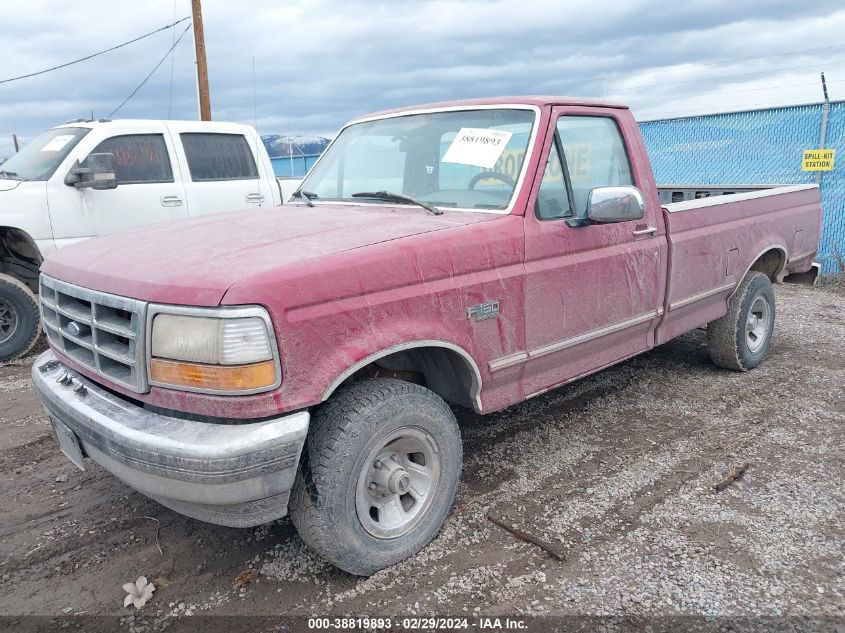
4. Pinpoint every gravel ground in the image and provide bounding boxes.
[0,283,842,632]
